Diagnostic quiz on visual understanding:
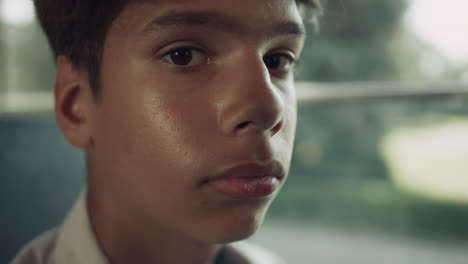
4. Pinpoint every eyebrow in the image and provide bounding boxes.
[142,11,306,38]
